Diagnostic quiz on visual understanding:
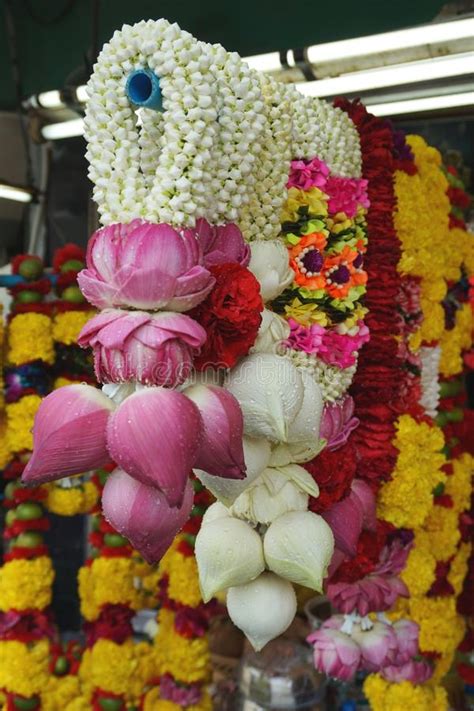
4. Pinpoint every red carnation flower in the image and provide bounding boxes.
[305,438,357,513]
[84,604,134,646]
[189,263,263,370]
